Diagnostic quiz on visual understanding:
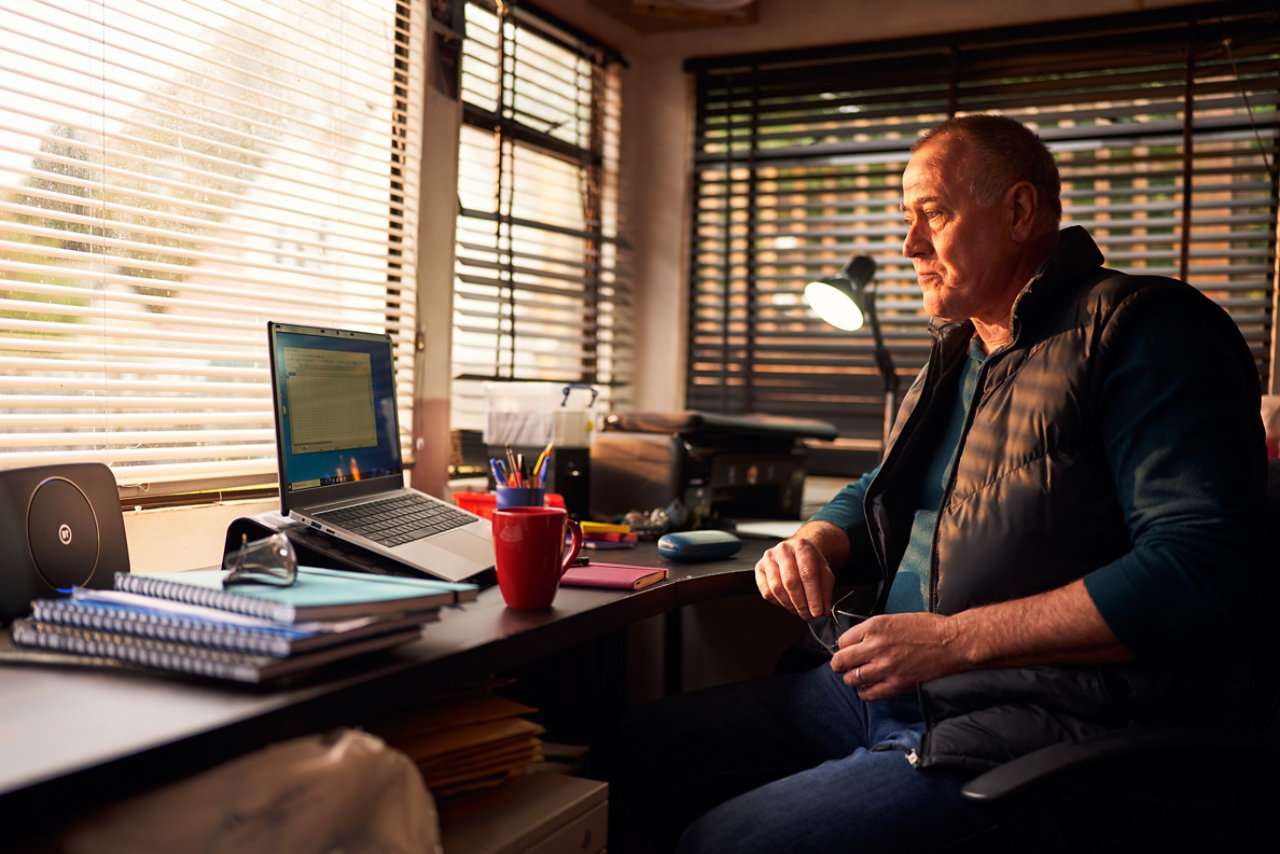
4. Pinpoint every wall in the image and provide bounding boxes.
[124,498,276,574]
